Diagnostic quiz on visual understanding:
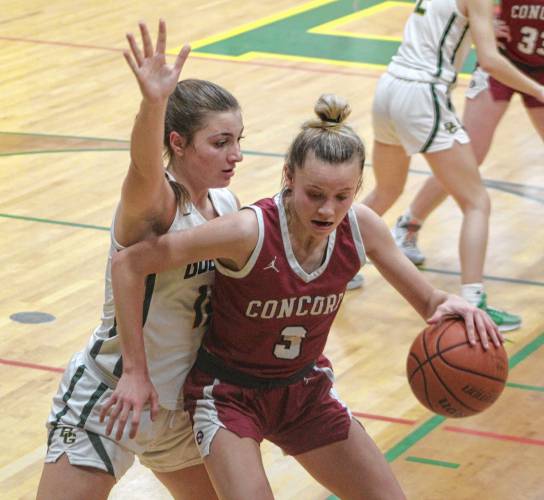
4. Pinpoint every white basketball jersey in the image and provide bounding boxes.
[388,0,472,85]
[85,187,238,410]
